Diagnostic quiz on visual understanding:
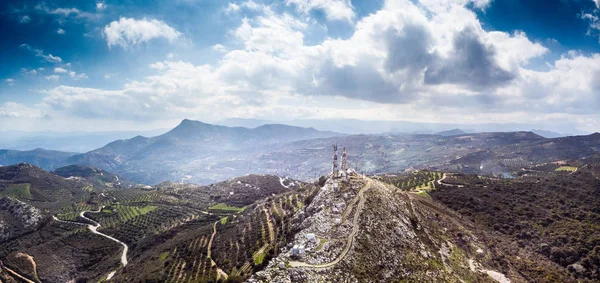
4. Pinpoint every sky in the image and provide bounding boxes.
[1,0,600,133]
